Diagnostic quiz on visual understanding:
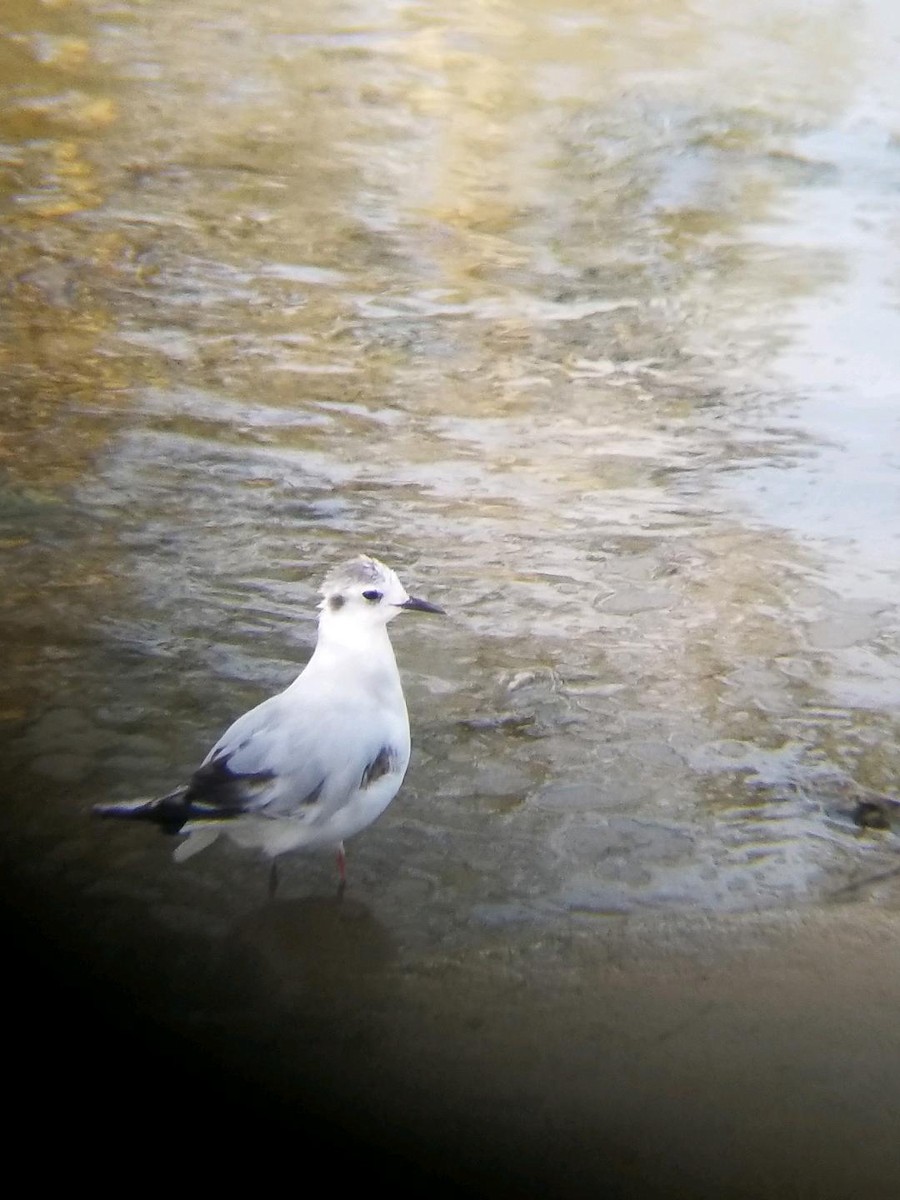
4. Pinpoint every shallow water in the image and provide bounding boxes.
[3,0,900,1194]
